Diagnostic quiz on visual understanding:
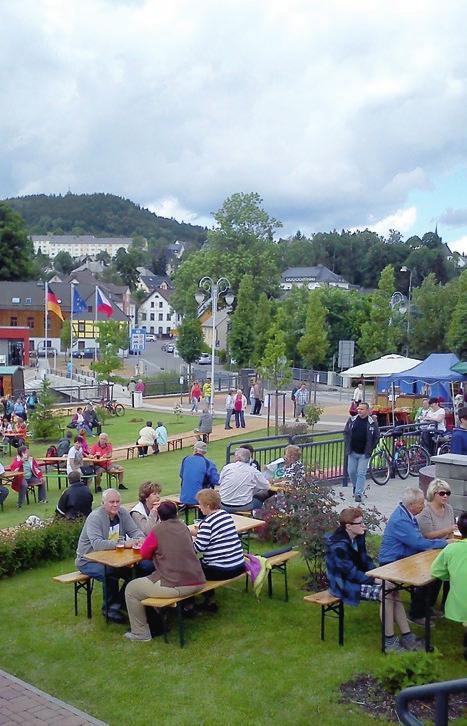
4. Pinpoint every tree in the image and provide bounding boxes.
[229,274,256,367]
[95,250,111,265]
[279,286,309,366]
[28,378,61,440]
[410,274,453,358]
[211,192,282,249]
[258,319,292,433]
[297,289,330,368]
[0,202,35,280]
[90,320,129,382]
[447,270,467,358]
[53,250,76,275]
[252,293,274,366]
[358,265,400,359]
[60,319,71,354]
[176,316,204,376]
